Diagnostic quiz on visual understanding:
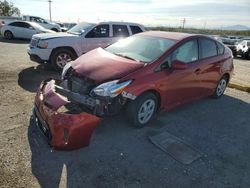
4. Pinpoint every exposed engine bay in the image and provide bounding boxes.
[55,72,129,117]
